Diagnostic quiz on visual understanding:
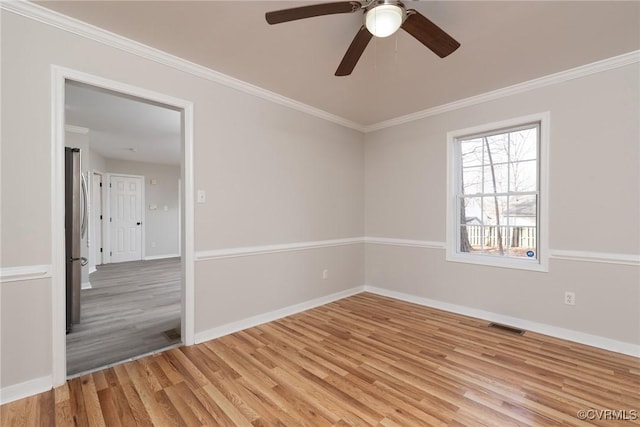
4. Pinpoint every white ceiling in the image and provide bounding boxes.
[65,81,182,165]
[44,1,640,126]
